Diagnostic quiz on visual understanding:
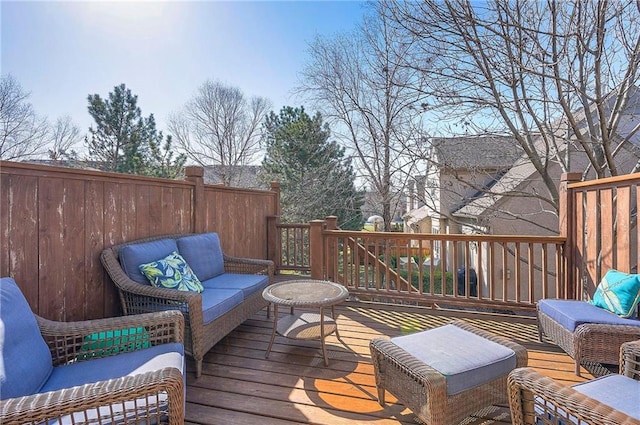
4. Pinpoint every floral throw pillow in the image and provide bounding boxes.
[139,251,204,293]
[589,269,640,318]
